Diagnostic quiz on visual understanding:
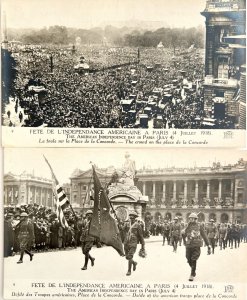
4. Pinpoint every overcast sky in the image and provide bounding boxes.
[4,148,247,184]
[2,0,206,29]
